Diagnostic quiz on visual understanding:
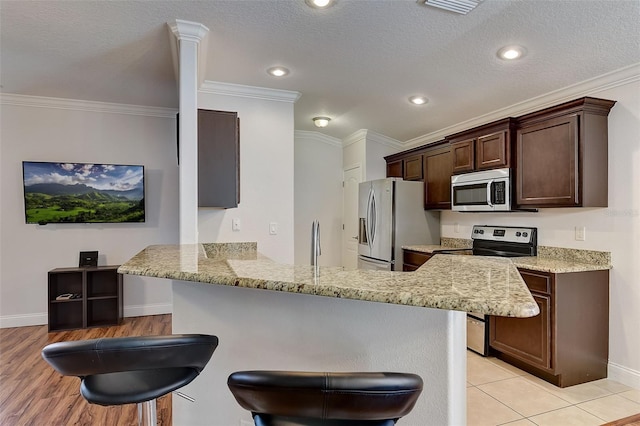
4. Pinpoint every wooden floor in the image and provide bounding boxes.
[0,315,172,426]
